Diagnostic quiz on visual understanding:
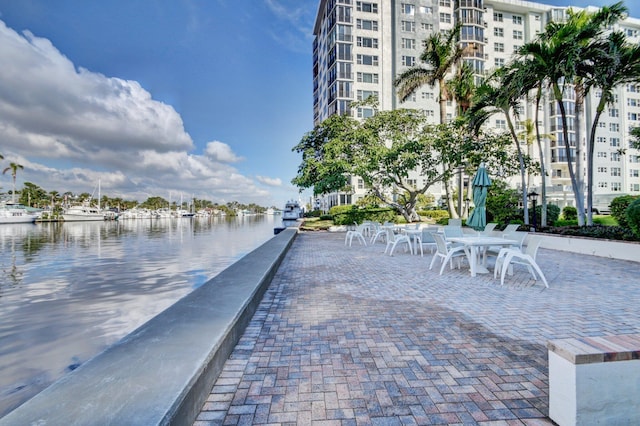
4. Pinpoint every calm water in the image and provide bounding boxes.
[0,215,279,417]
